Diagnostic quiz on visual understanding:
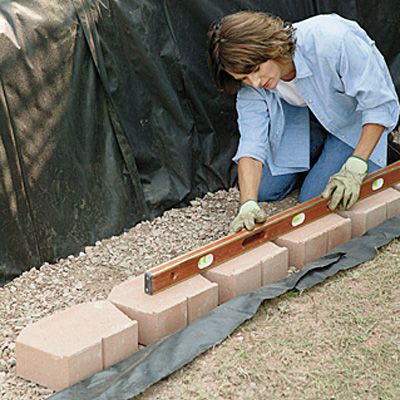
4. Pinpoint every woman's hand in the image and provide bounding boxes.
[230,199,267,233]
[230,157,266,233]
[322,123,384,211]
[321,156,368,210]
